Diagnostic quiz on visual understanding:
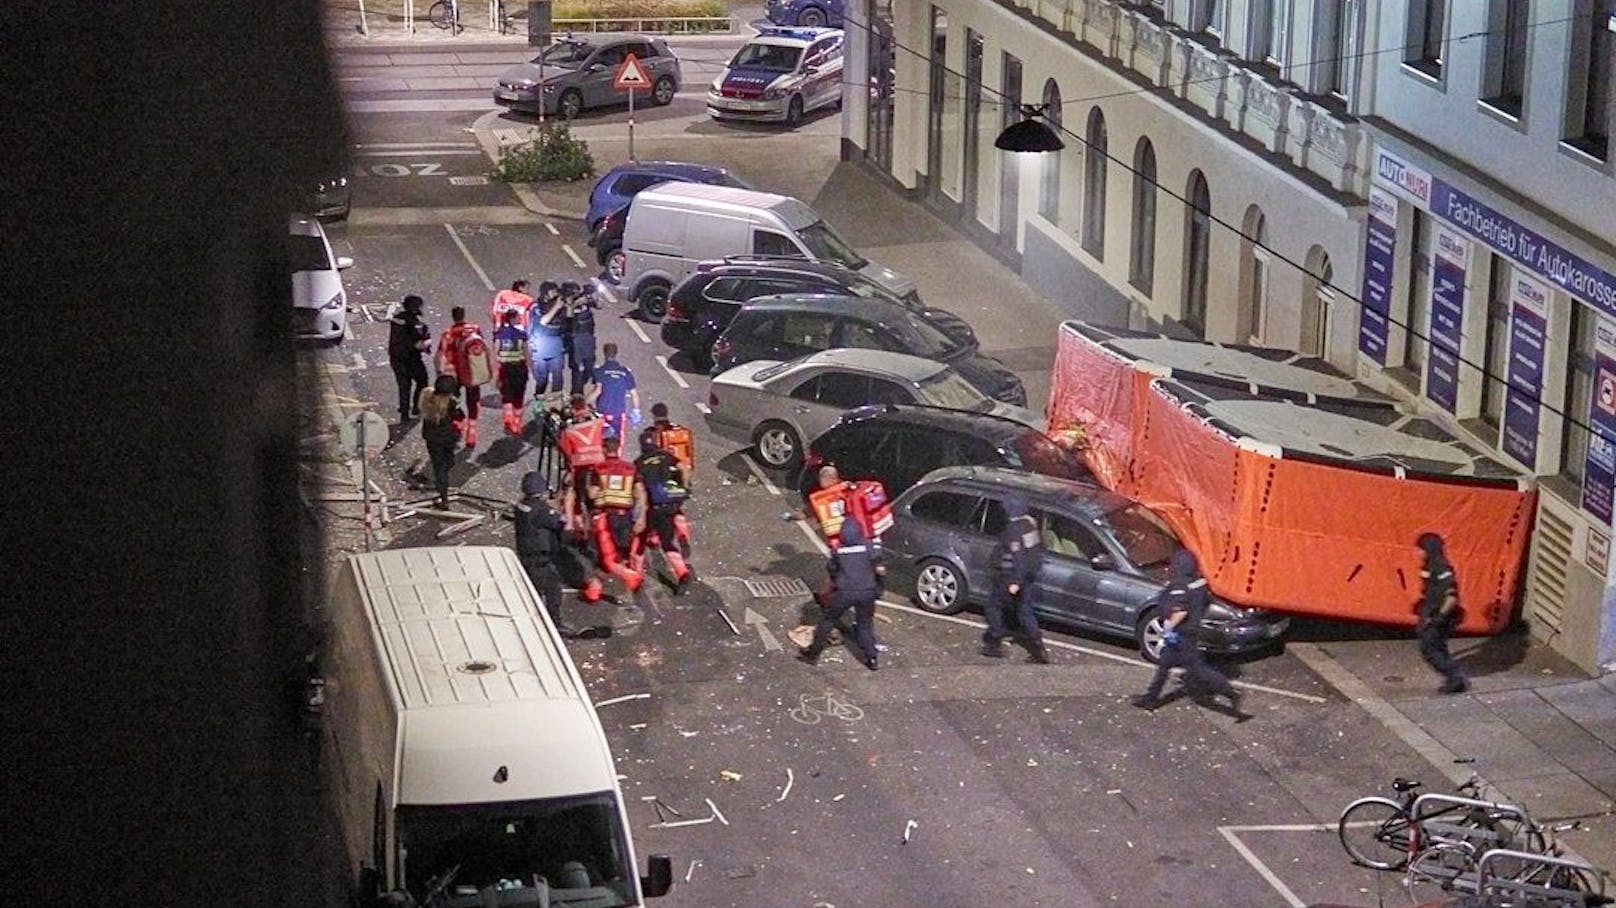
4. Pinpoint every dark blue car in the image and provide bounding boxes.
[765,0,842,28]
[584,161,749,232]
